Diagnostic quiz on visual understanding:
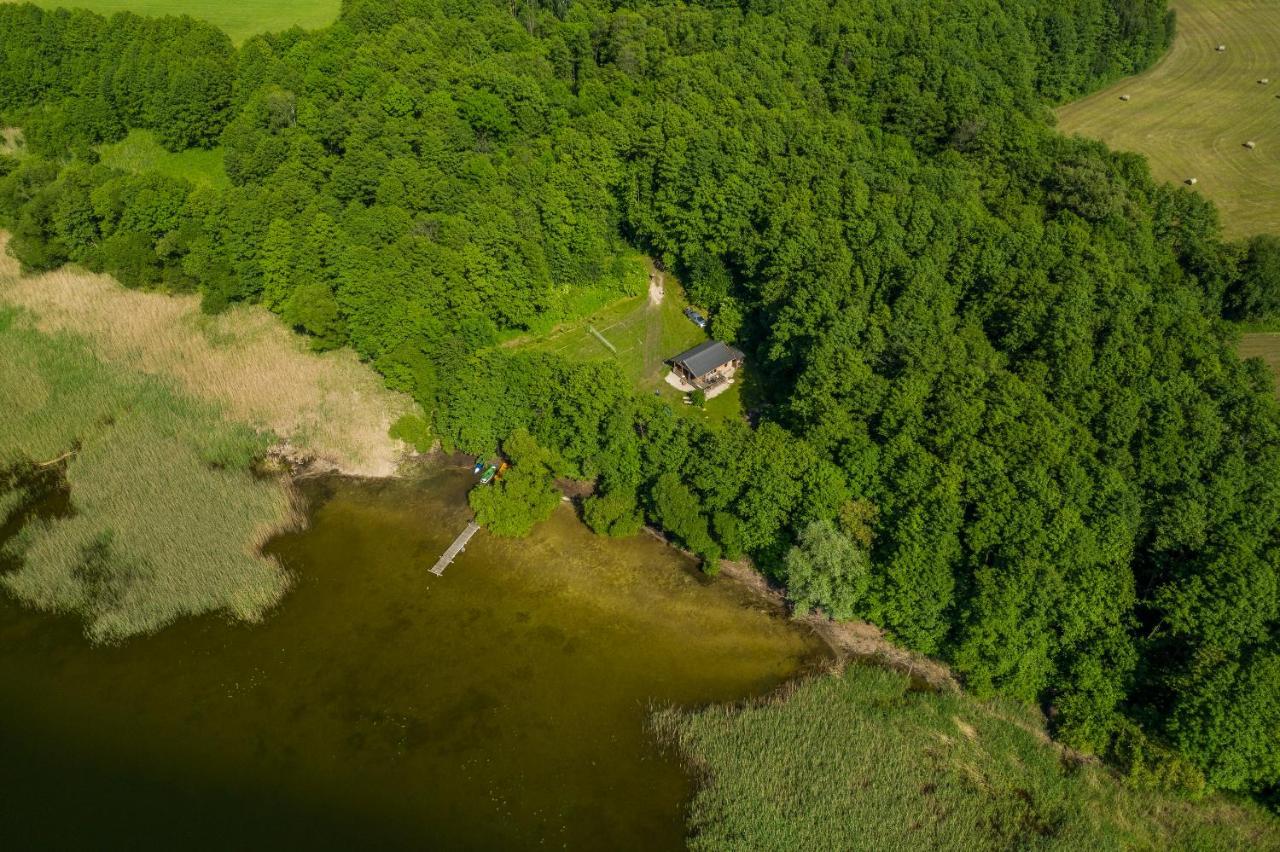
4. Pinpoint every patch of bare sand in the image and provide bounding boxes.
[0,233,414,476]
[648,264,664,306]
